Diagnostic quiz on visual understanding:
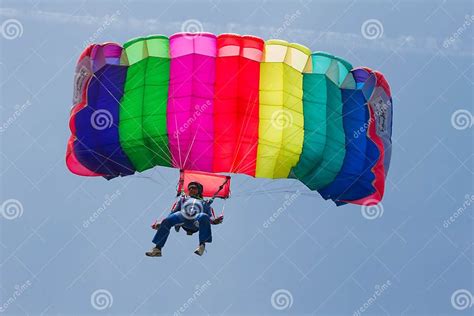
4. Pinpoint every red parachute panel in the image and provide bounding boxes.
[177,170,231,199]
